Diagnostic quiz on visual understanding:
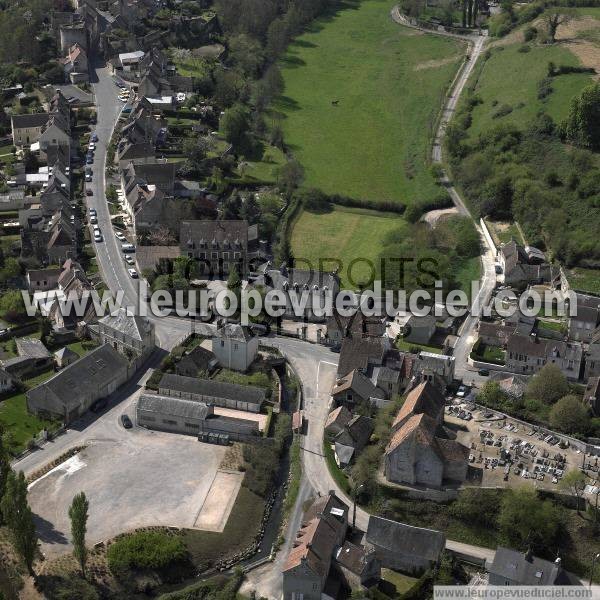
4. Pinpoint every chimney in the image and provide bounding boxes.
[524,548,533,562]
